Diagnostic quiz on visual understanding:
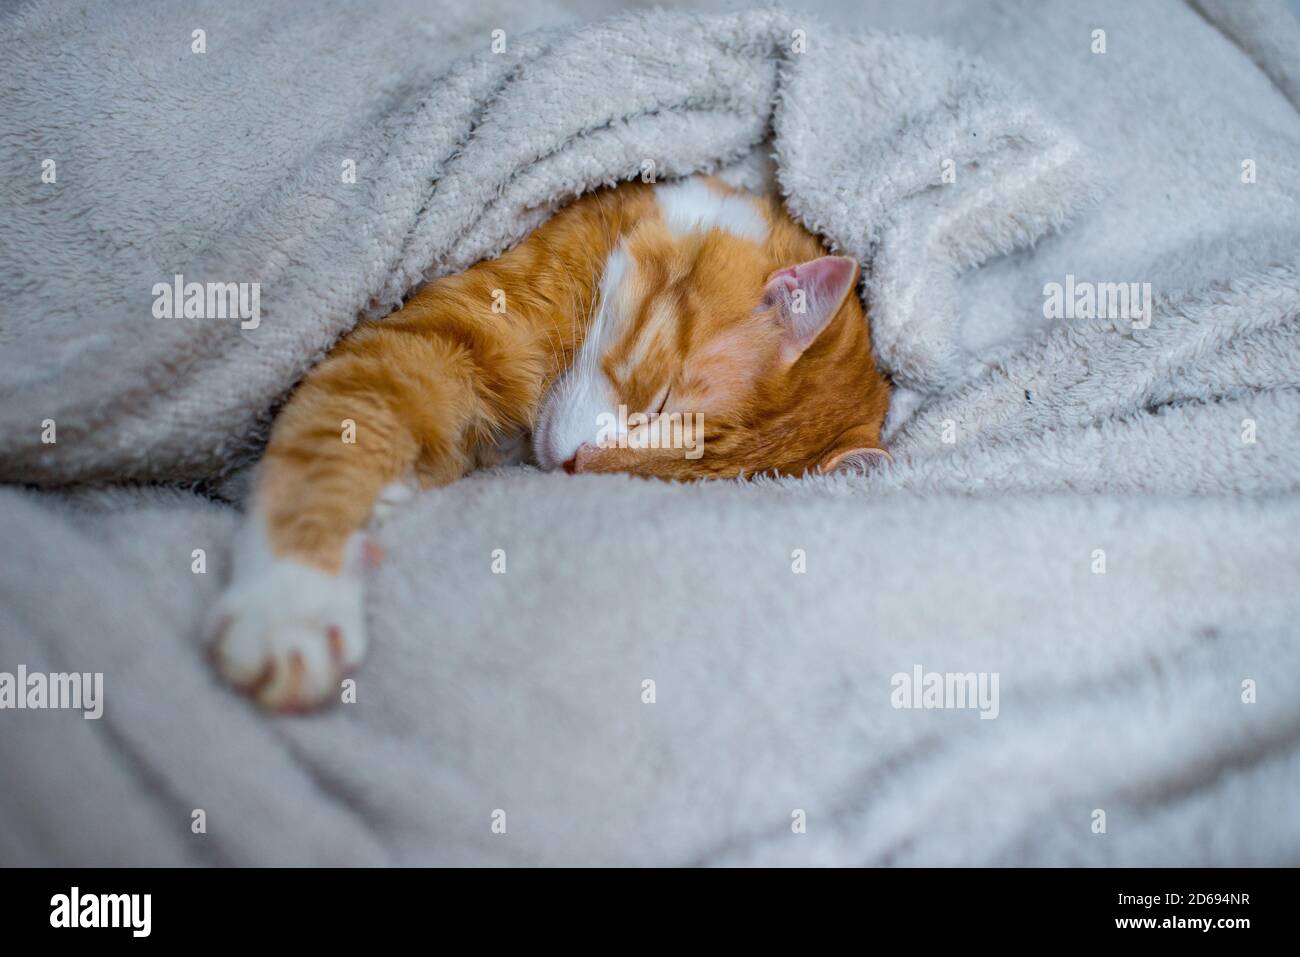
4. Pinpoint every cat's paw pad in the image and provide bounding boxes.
[209,558,366,712]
